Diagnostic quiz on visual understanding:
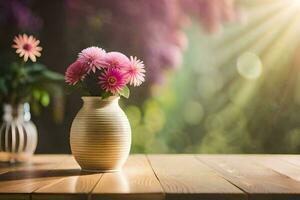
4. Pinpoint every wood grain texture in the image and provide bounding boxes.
[0,155,66,175]
[91,155,164,200]
[148,155,246,200]
[0,155,67,200]
[70,97,131,172]
[256,155,300,182]
[32,156,102,200]
[2,154,300,200]
[279,155,300,167]
[198,155,300,200]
